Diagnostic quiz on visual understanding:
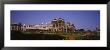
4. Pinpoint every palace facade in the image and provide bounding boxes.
[11,17,76,33]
